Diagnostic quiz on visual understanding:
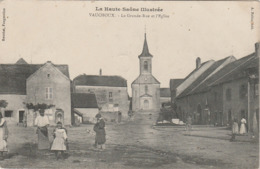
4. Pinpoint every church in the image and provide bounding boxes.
[131,34,160,112]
